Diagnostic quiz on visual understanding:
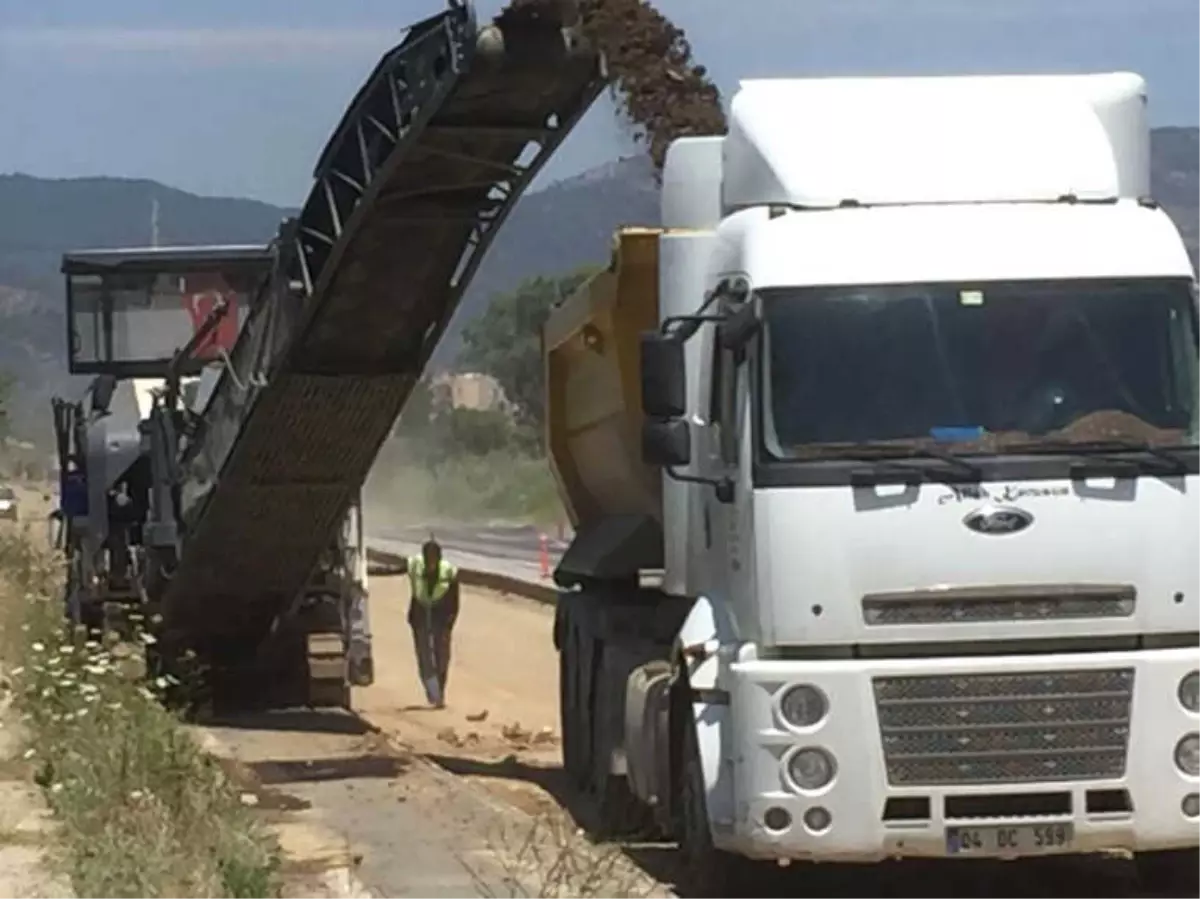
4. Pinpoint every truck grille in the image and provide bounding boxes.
[873,669,1134,786]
